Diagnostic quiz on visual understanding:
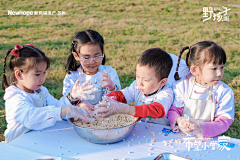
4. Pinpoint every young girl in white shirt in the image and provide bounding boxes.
[168,41,235,138]
[2,44,94,142]
[63,30,121,106]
